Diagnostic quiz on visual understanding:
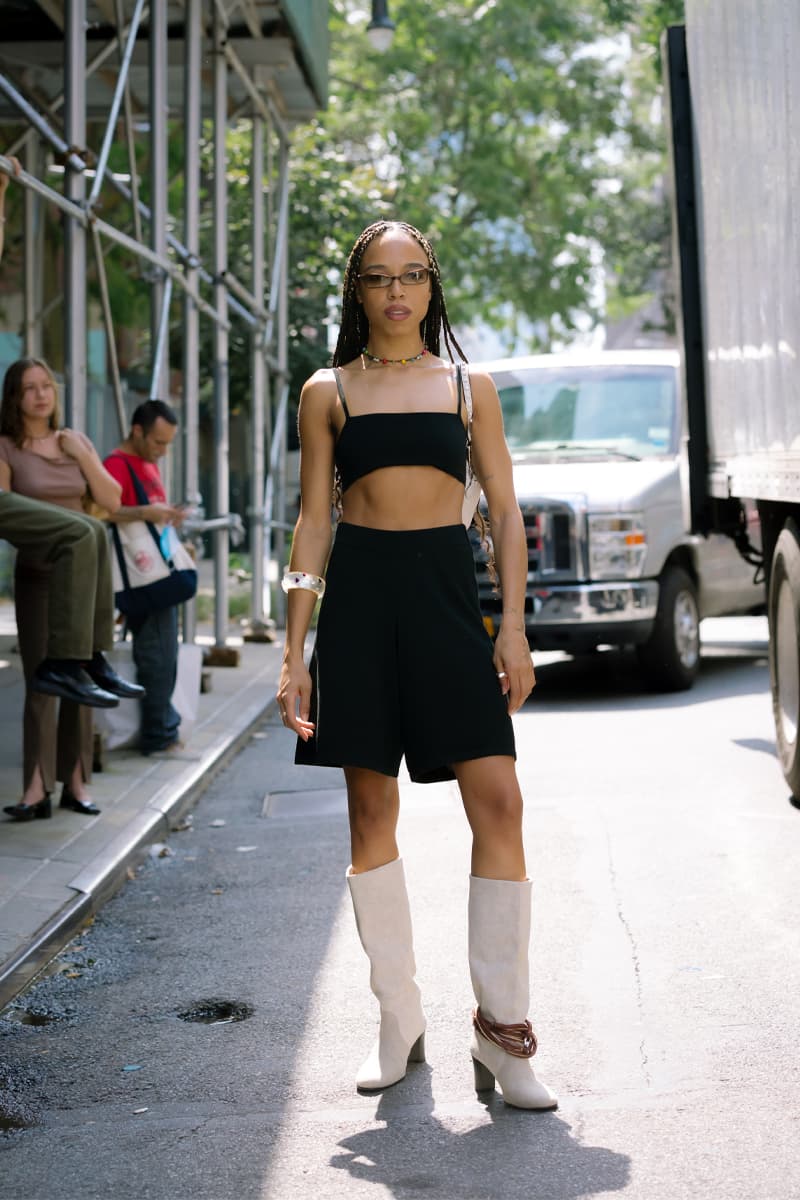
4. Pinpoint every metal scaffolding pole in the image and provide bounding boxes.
[63,2,87,427]
[181,0,202,645]
[0,73,87,175]
[262,138,290,362]
[249,114,268,627]
[212,4,230,647]
[149,0,169,404]
[4,5,152,163]
[115,0,145,248]
[0,154,228,331]
[274,137,290,629]
[261,137,291,624]
[90,223,127,437]
[2,6,310,646]
[0,70,247,335]
[149,274,173,402]
[109,174,256,329]
[88,0,147,210]
[23,136,41,358]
